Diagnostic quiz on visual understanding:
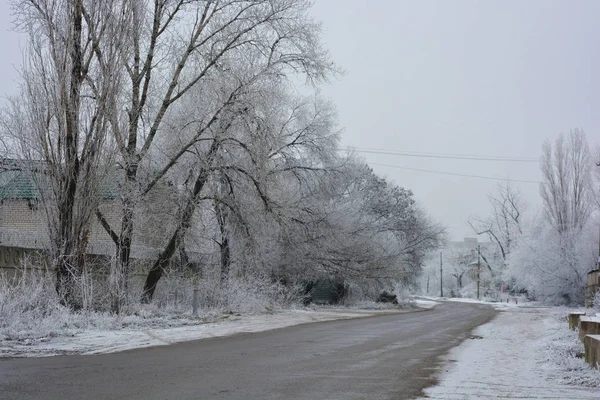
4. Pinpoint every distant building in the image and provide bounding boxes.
[421,237,498,297]
[446,237,479,253]
[443,237,496,264]
[0,166,205,275]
